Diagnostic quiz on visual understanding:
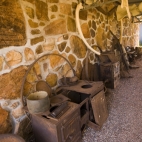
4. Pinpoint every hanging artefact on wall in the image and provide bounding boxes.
[75,3,101,55]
